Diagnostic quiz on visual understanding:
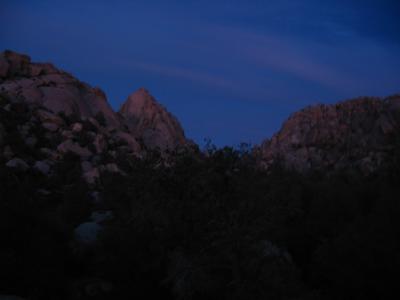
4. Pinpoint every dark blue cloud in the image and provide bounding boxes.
[1,0,399,146]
